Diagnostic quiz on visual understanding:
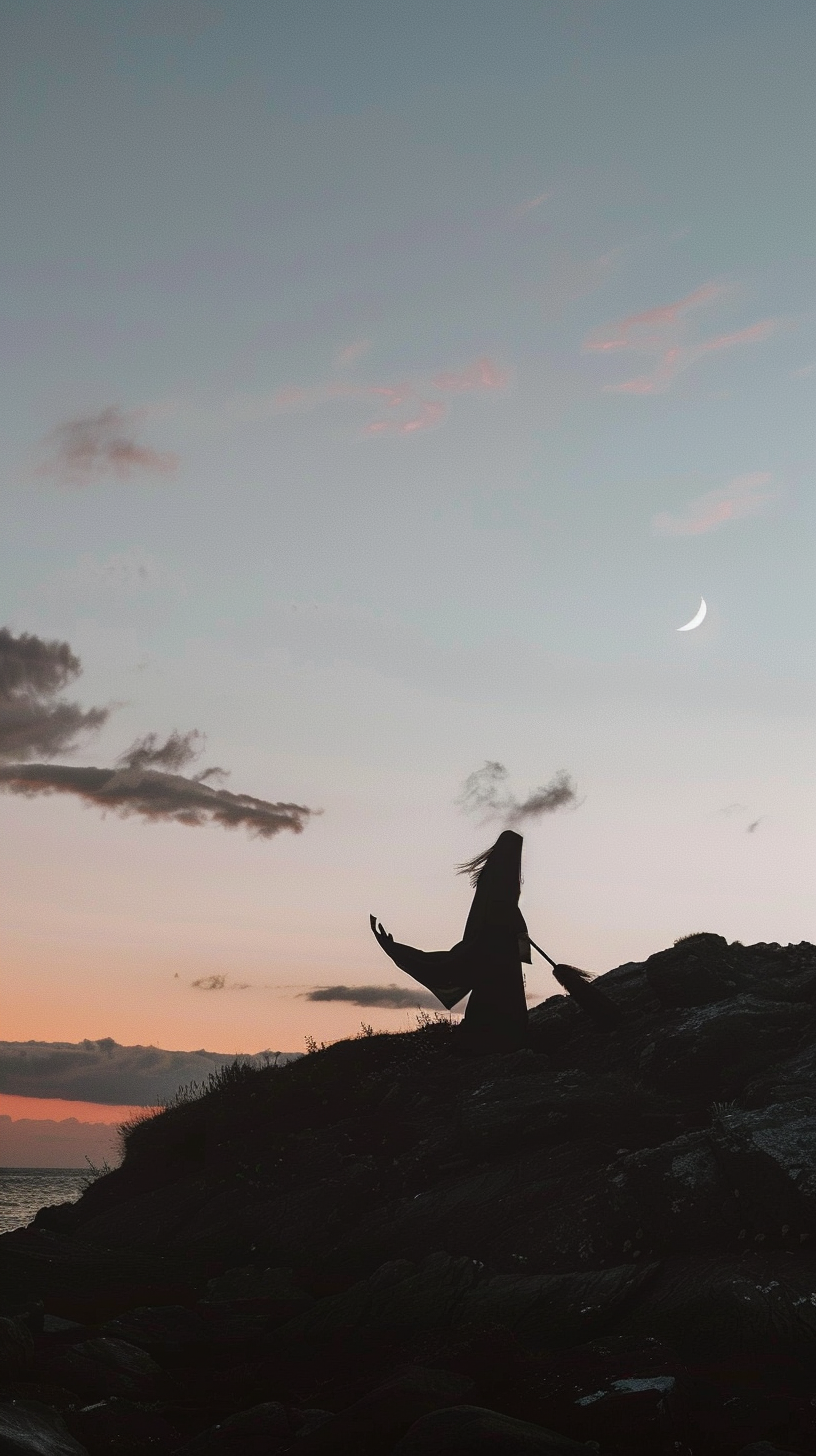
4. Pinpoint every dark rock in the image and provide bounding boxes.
[614,1253,816,1363]
[390,1405,593,1454]
[71,1183,213,1254]
[272,1254,479,1347]
[68,1398,181,1455]
[38,1338,162,1401]
[0,1305,43,1340]
[0,1319,34,1379]
[746,1041,816,1105]
[202,1265,310,1307]
[0,1391,78,1418]
[458,1068,652,1158]
[171,1400,293,1454]
[710,1100,816,1232]
[518,1334,690,1447]
[454,1261,660,1348]
[526,999,584,1054]
[638,996,816,1095]
[0,1400,89,1455]
[291,1367,475,1455]
[99,1307,205,1366]
[197,1265,314,1334]
[736,1445,802,1455]
[608,1132,743,1251]
[0,1232,201,1325]
[271,1253,656,1355]
[644,935,738,1007]
[31,1207,80,1238]
[292,1411,333,1437]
